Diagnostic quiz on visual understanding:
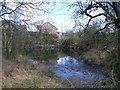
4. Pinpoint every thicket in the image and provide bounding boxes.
[60,23,118,87]
[2,20,58,59]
